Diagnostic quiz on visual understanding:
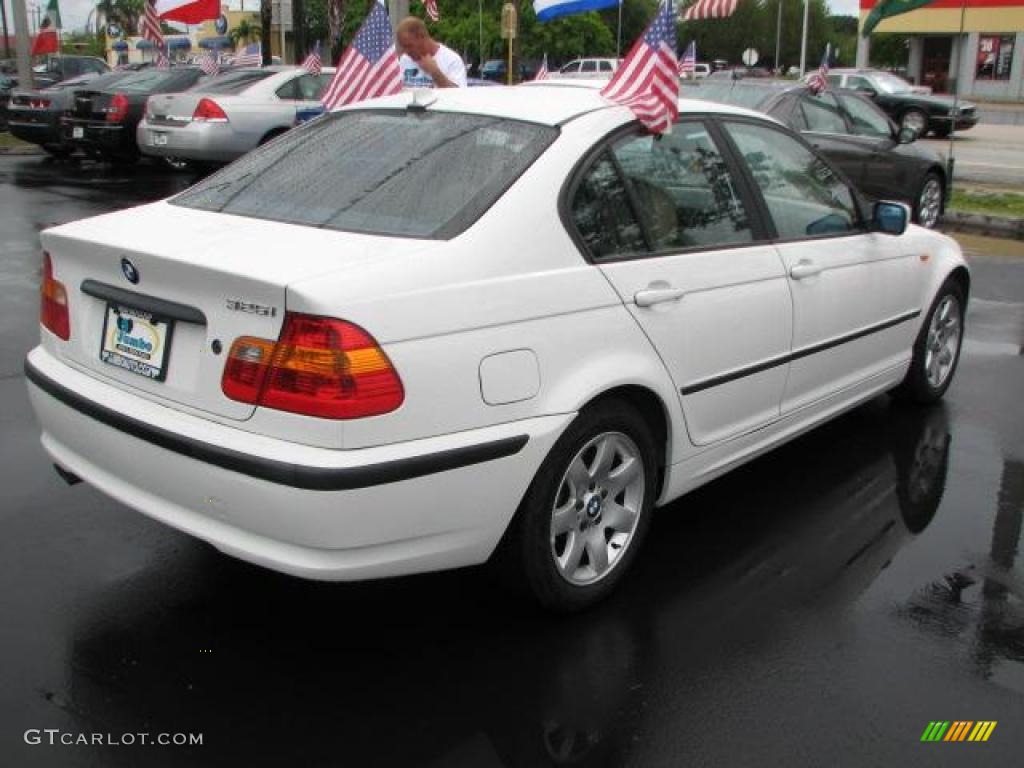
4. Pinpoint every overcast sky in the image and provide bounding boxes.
[5,0,863,37]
